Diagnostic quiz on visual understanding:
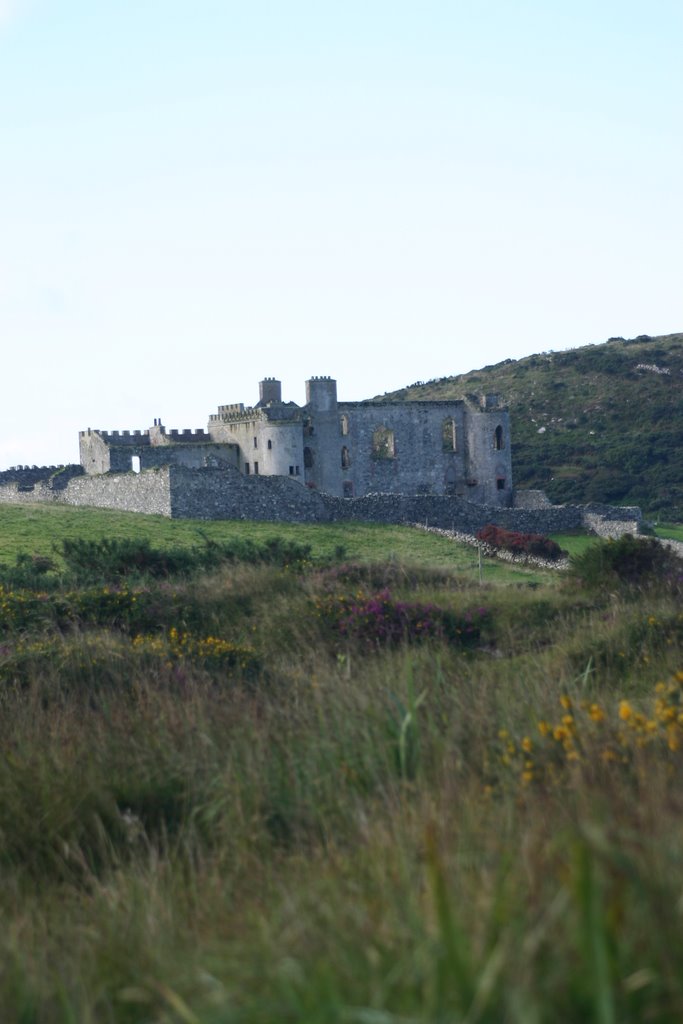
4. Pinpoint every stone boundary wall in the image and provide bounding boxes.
[60,471,172,516]
[582,511,641,539]
[0,466,643,538]
[412,524,571,571]
[169,466,329,522]
[318,492,588,533]
[0,468,171,517]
